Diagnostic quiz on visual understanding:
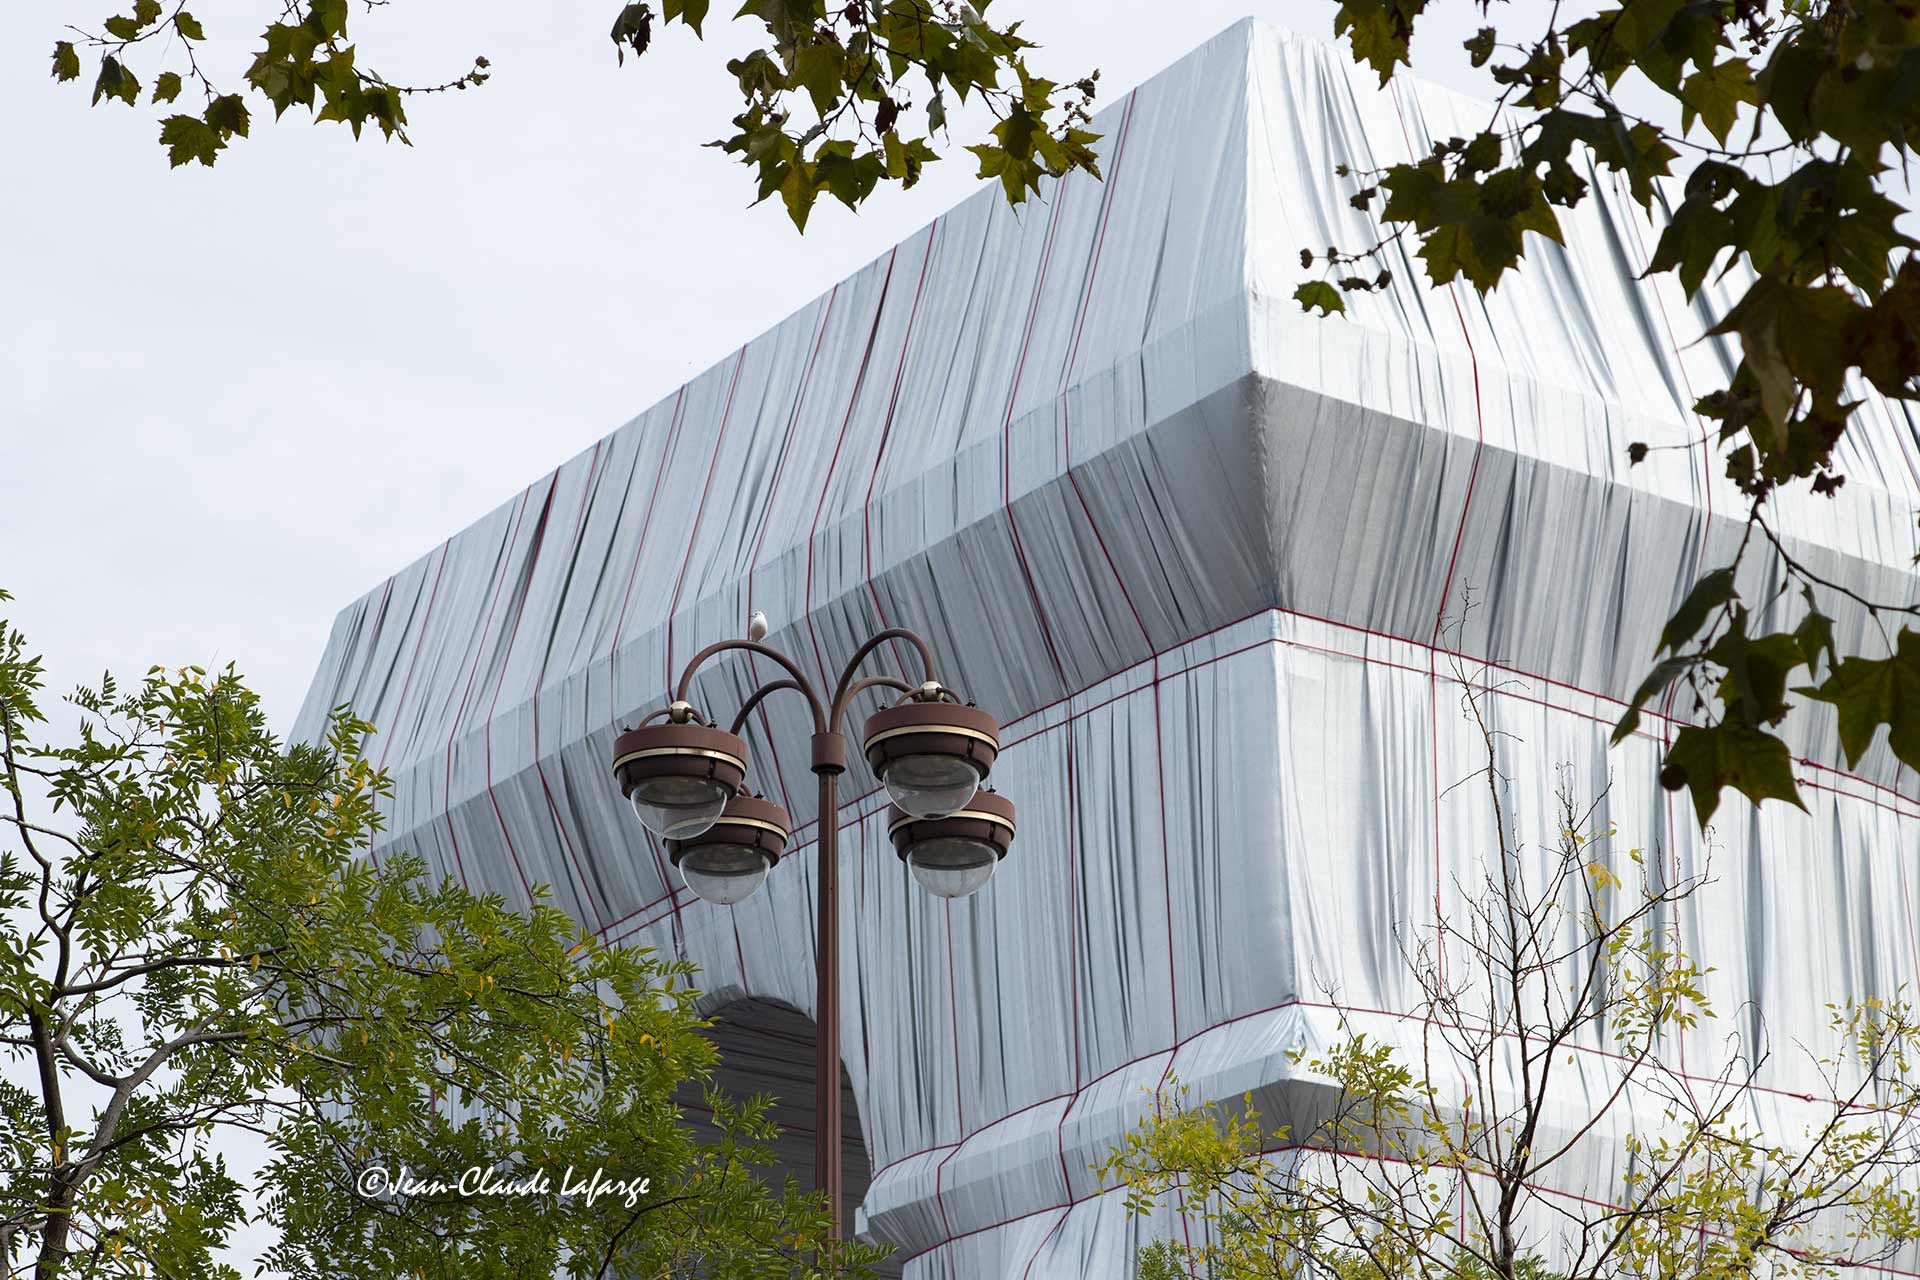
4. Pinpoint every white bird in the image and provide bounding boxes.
[748,611,769,642]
